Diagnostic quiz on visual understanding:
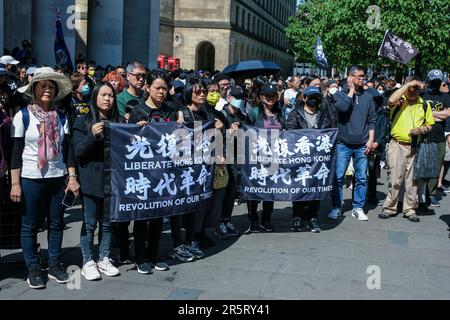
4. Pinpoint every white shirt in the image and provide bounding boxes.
[284,89,298,106]
[11,109,69,179]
